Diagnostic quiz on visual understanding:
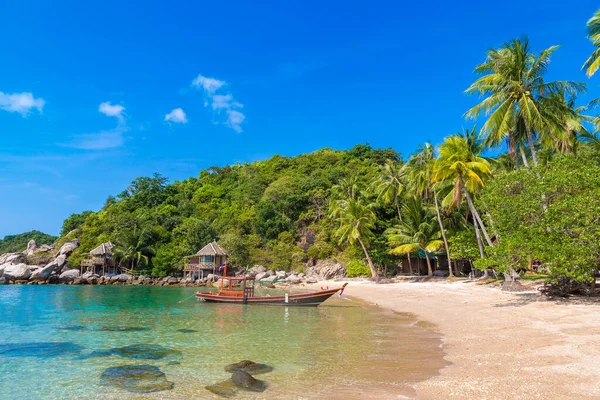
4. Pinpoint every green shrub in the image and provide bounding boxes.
[345,259,370,277]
